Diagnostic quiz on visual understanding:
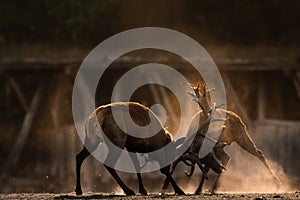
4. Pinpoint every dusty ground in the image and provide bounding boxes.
[1,192,300,200]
